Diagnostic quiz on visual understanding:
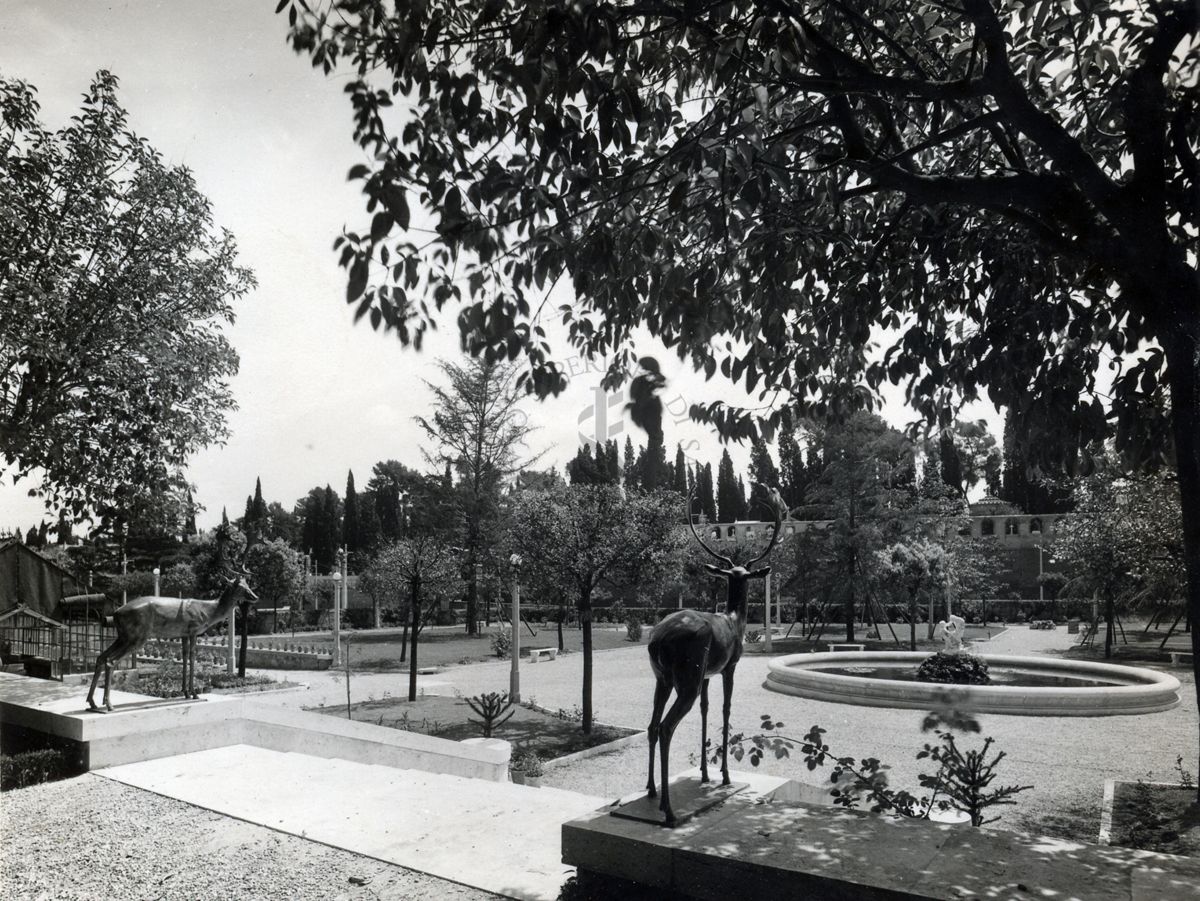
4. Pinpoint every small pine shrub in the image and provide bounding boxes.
[916,651,990,685]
